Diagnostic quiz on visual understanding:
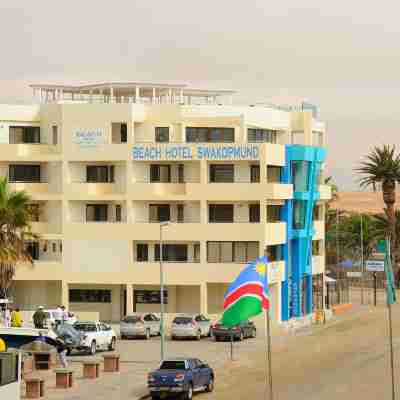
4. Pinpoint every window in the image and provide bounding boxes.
[111,122,127,143]
[247,129,277,143]
[178,164,184,183]
[155,127,170,143]
[27,204,40,222]
[135,290,168,304]
[267,166,282,183]
[52,126,58,145]
[194,243,200,262]
[150,164,171,183]
[312,131,323,147]
[115,204,122,222]
[265,245,283,262]
[249,204,260,223]
[293,200,306,230]
[292,161,309,192]
[209,164,234,182]
[155,244,188,262]
[209,204,234,223]
[69,289,111,303]
[267,205,282,223]
[86,165,114,183]
[312,240,323,256]
[186,127,234,143]
[136,244,149,261]
[207,241,259,263]
[313,205,322,221]
[250,165,260,183]
[9,164,41,182]
[149,204,170,222]
[177,204,184,223]
[86,204,108,222]
[9,126,40,144]
[26,242,39,260]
